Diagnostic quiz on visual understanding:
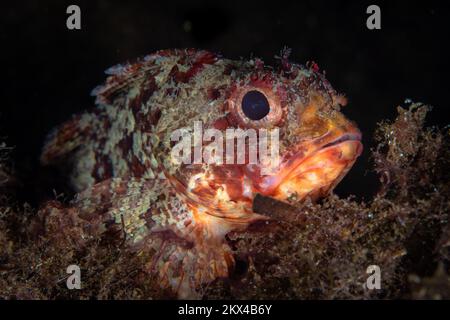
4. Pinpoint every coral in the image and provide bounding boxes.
[0,103,449,299]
